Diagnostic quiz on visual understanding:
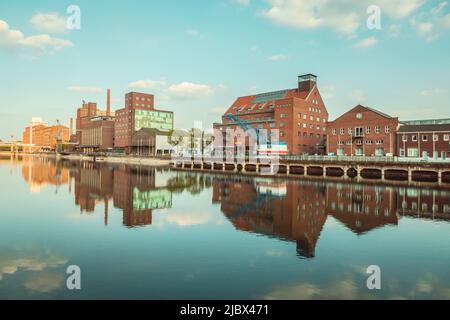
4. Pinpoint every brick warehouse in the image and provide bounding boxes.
[114,92,173,154]
[326,105,399,157]
[397,119,450,159]
[75,89,115,153]
[214,74,329,155]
